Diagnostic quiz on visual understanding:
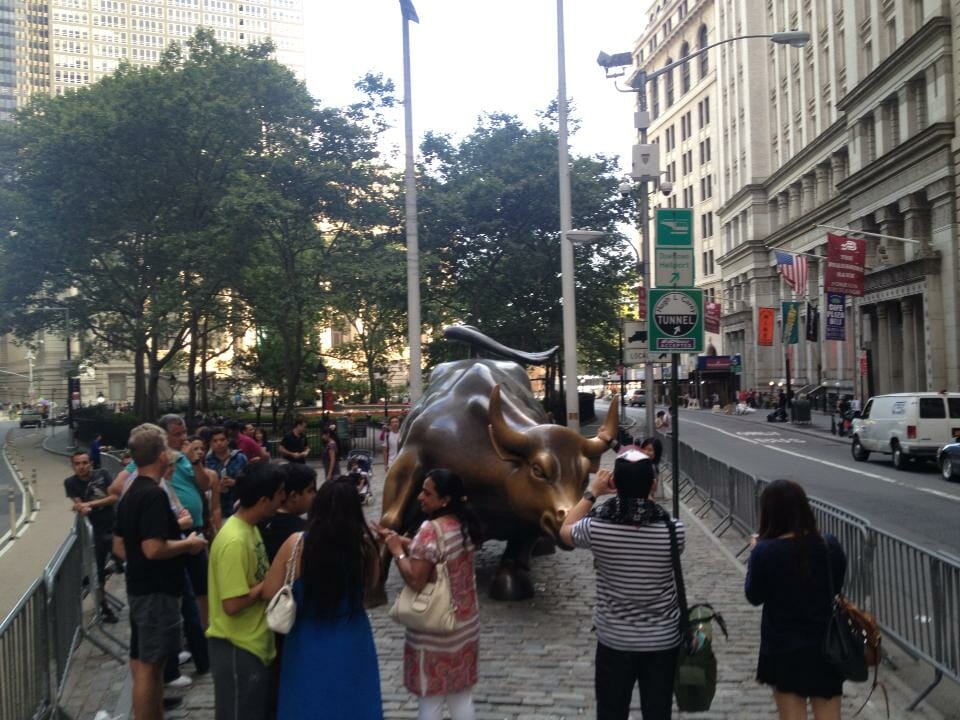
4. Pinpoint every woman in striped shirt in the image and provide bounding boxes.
[381,469,483,720]
[560,450,685,720]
